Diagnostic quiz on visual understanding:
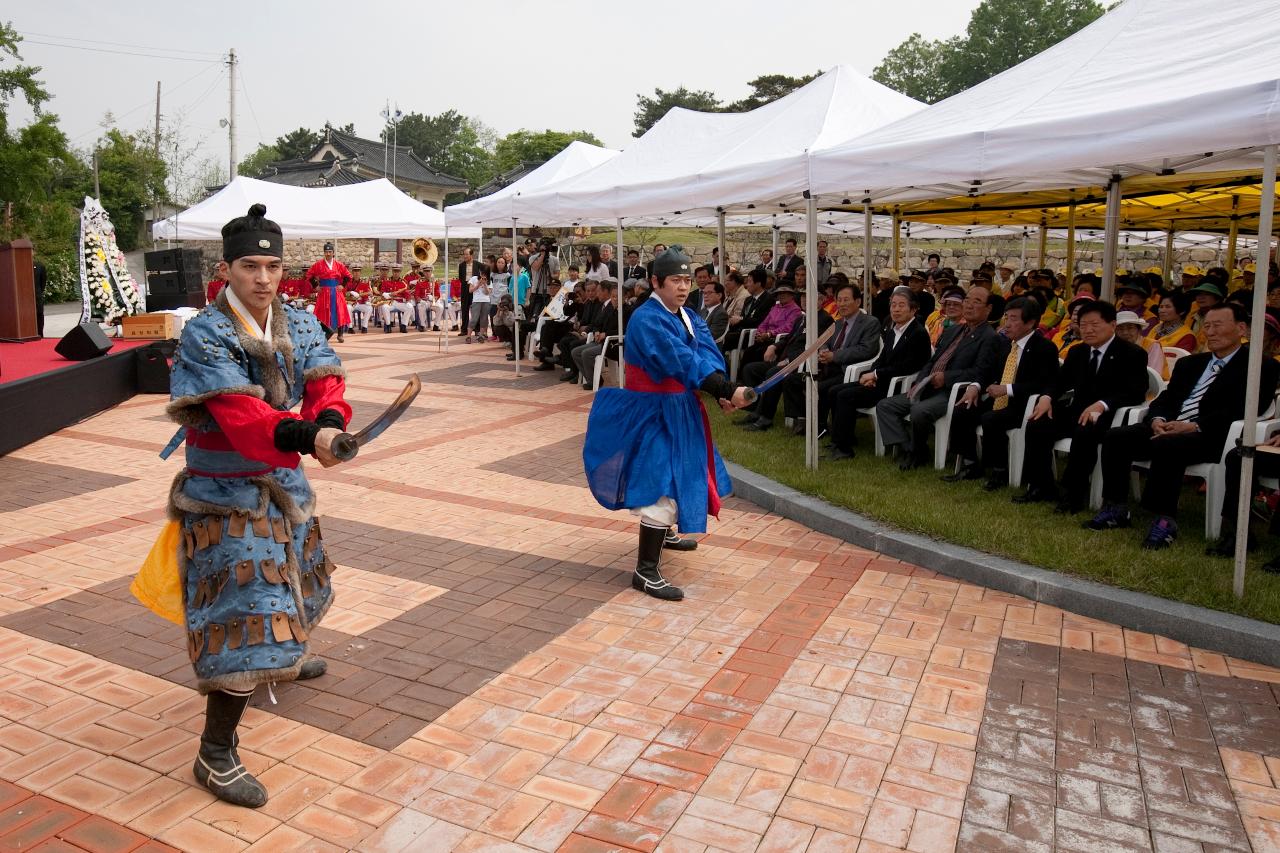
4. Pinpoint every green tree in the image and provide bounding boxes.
[387,109,496,191]
[237,143,282,177]
[0,20,49,126]
[91,129,167,251]
[723,73,820,112]
[633,86,721,137]
[492,129,603,174]
[274,126,320,160]
[871,34,963,104]
[873,0,1105,103]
